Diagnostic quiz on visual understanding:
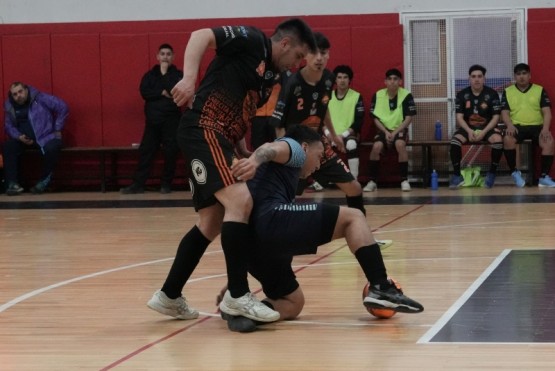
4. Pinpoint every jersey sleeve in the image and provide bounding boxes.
[402,93,417,117]
[276,137,306,168]
[270,75,296,129]
[212,26,261,56]
[540,88,552,108]
[500,89,510,111]
[352,94,365,134]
